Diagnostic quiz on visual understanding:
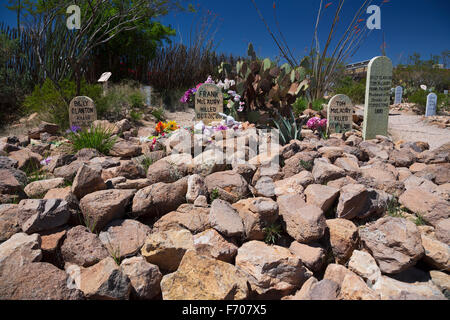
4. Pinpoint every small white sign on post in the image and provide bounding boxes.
[98,72,112,96]
[425,93,437,117]
[394,86,403,104]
